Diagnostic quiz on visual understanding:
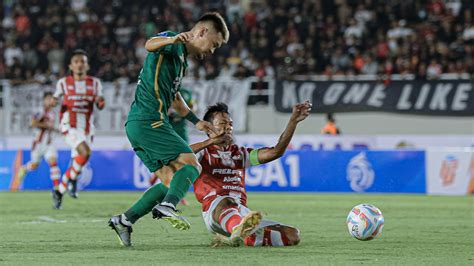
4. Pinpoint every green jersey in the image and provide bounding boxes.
[170,88,193,143]
[127,31,188,123]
